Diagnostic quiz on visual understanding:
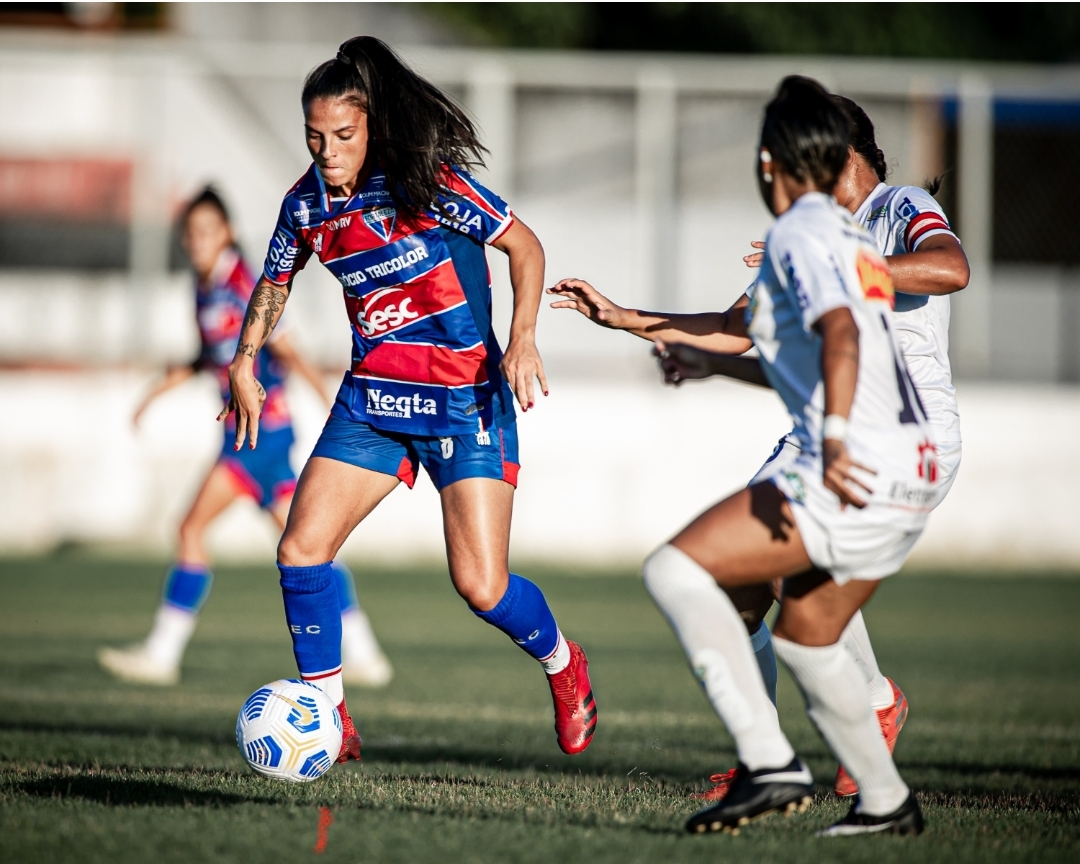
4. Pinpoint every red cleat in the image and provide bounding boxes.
[688,768,738,802]
[834,678,908,797]
[336,701,362,764]
[547,641,597,755]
